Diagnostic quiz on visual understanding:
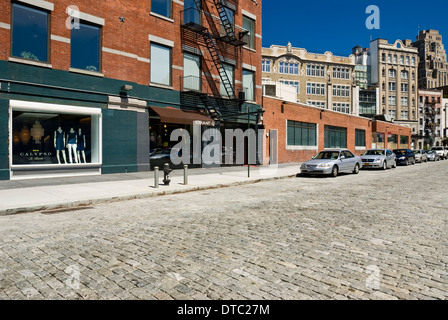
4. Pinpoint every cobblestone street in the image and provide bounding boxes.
[0,161,447,300]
